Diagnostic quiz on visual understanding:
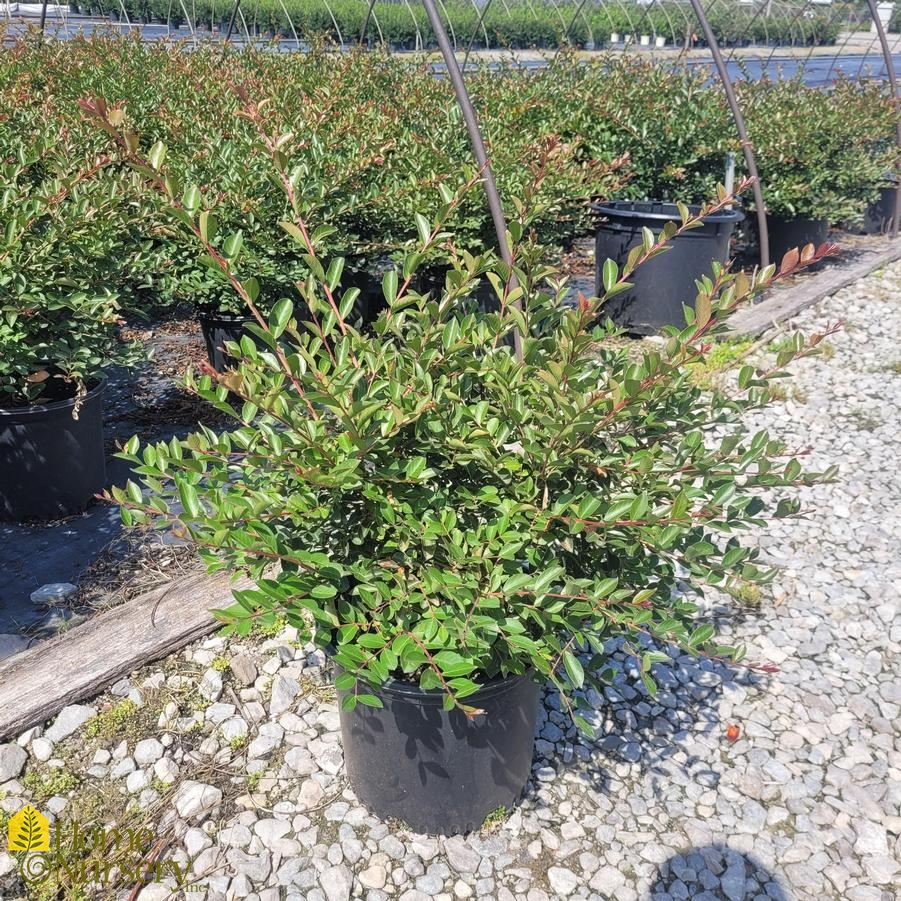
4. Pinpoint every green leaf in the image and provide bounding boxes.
[334,672,356,691]
[182,185,201,214]
[601,258,618,292]
[177,482,202,519]
[563,650,584,688]
[356,694,384,708]
[414,212,431,245]
[270,298,293,339]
